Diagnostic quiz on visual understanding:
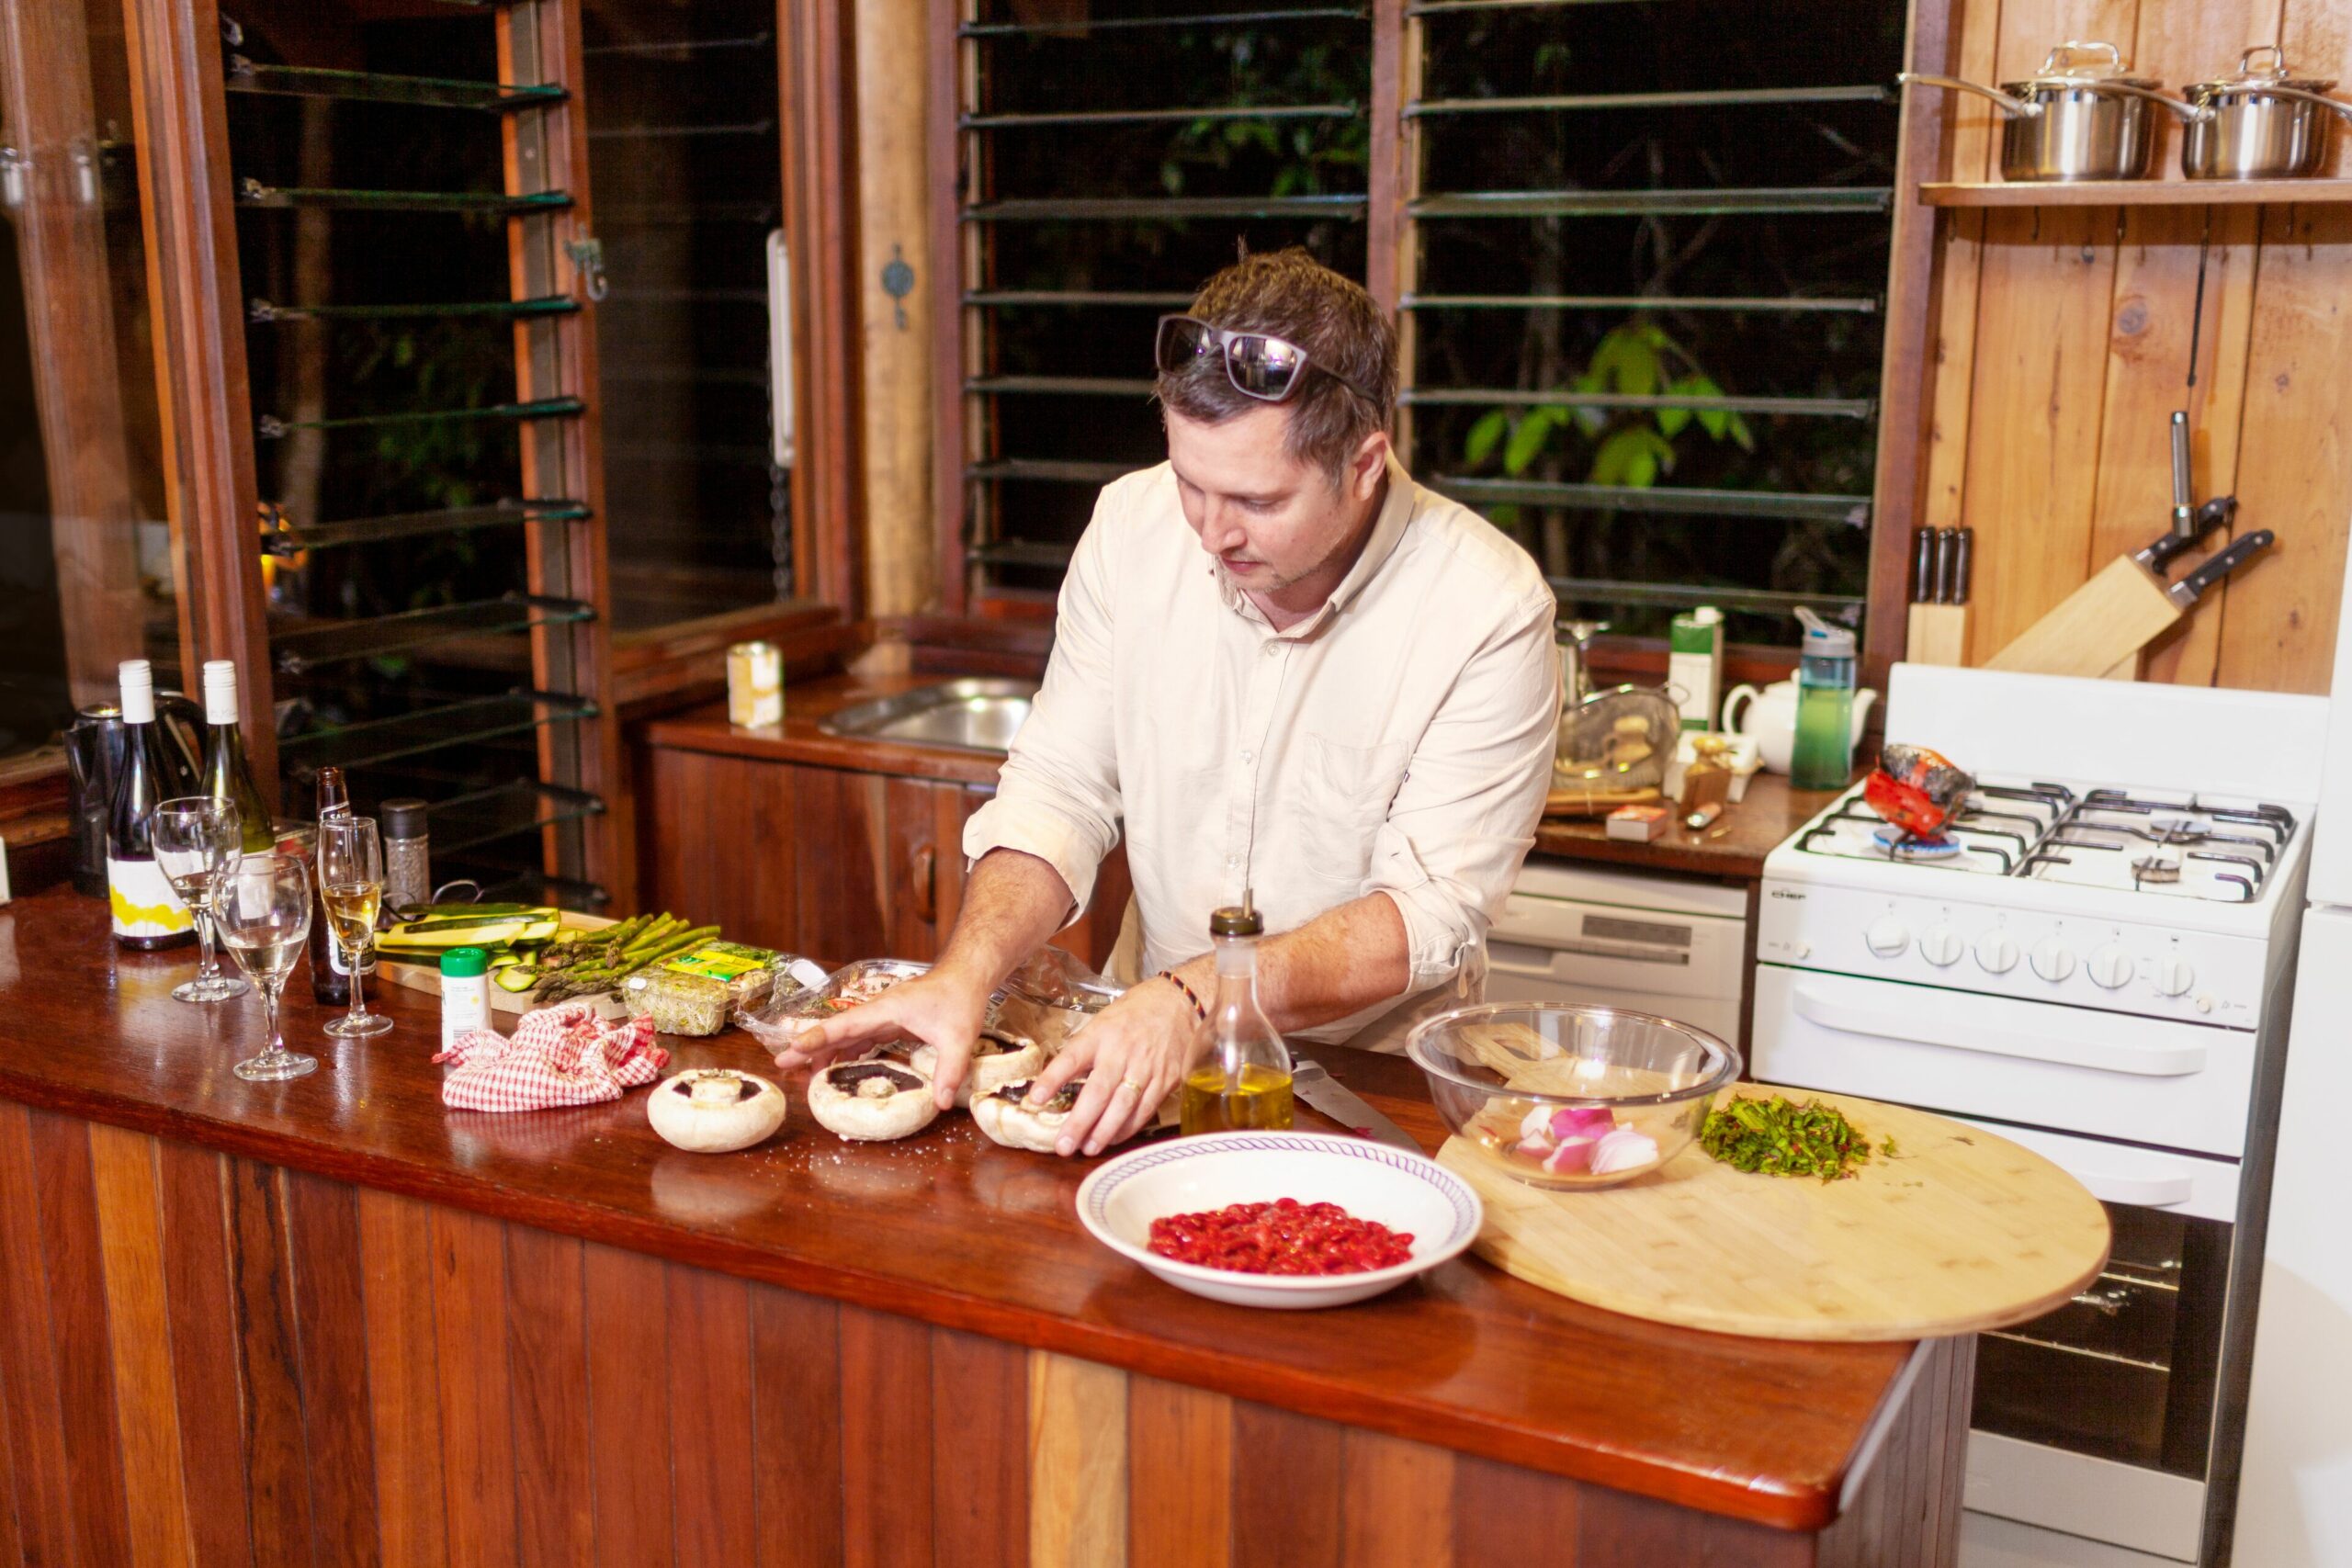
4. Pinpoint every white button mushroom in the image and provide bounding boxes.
[647,1069,790,1154]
